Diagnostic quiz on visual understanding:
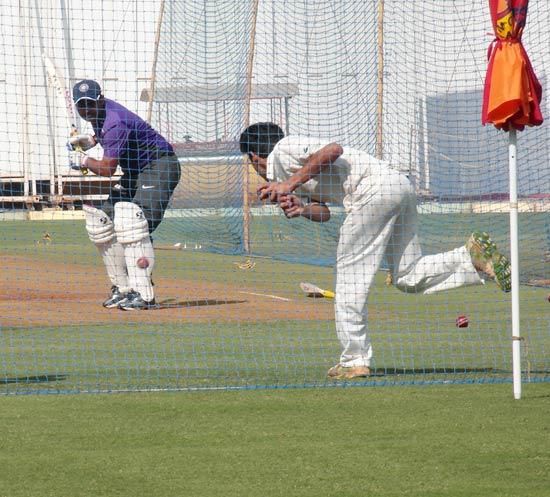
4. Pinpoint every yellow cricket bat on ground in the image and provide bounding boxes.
[300,282,335,299]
